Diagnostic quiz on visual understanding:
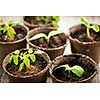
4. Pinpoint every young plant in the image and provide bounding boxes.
[51,16,60,28]
[35,16,60,28]
[80,17,100,40]
[29,30,64,42]
[54,64,84,77]
[0,20,19,40]
[8,48,44,71]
